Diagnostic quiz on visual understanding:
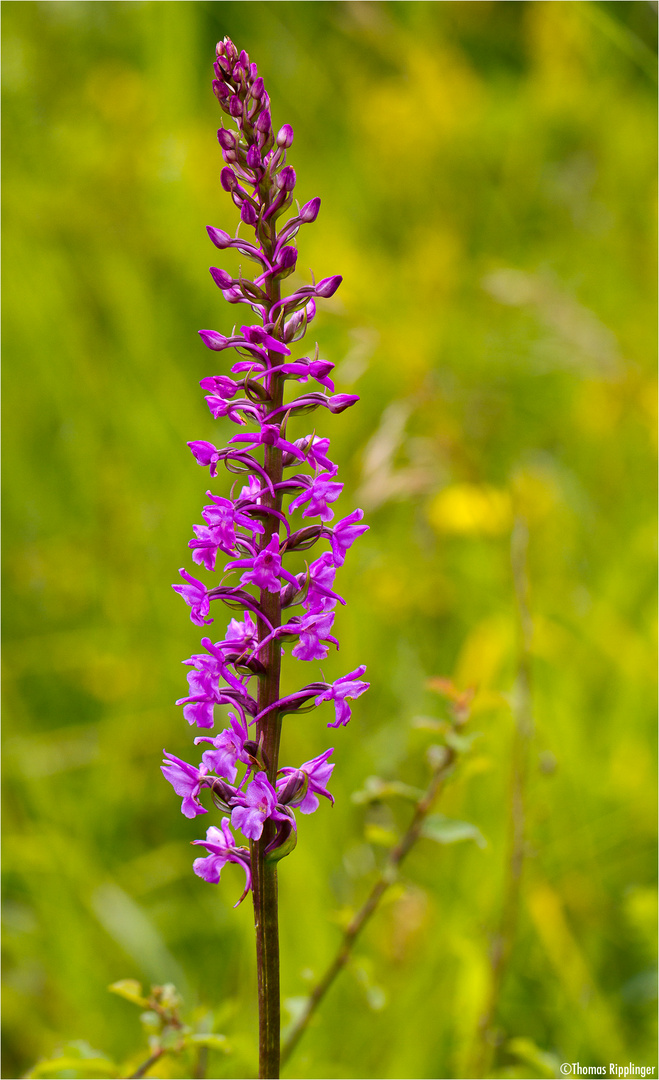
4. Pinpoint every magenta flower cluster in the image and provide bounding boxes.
[162,36,369,906]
